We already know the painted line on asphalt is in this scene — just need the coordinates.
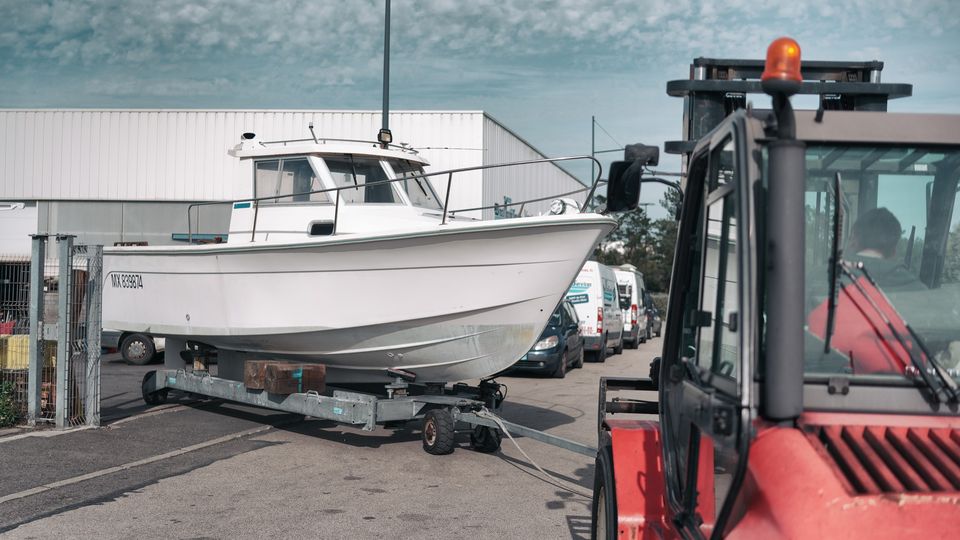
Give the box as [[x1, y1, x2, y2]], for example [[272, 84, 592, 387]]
[[0, 426, 95, 444], [106, 404, 190, 427], [0, 424, 272, 505], [0, 404, 190, 444]]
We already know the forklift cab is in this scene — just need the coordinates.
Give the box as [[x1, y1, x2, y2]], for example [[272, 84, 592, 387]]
[[599, 109, 960, 540], [593, 39, 960, 540]]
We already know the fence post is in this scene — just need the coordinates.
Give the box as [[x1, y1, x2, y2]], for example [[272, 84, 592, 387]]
[[27, 235, 46, 426], [84, 246, 102, 427], [55, 235, 74, 428]]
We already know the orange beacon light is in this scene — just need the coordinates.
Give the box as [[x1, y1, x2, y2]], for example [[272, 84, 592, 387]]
[[761, 37, 802, 96]]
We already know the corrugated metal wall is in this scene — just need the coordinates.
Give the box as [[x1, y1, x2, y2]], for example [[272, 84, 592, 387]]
[[0, 110, 491, 205], [481, 115, 587, 219], [0, 109, 585, 235]]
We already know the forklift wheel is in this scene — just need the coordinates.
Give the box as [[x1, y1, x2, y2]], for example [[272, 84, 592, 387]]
[[591, 432, 617, 540], [469, 425, 502, 453], [141, 371, 169, 406], [422, 409, 456, 455]]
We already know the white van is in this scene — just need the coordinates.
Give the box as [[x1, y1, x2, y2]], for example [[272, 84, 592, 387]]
[[566, 261, 623, 361], [614, 264, 649, 349]]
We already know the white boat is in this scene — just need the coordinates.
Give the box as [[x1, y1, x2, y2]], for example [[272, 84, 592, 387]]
[[102, 134, 620, 383]]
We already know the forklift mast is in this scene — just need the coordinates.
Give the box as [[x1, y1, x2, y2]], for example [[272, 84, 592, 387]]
[[664, 58, 913, 171]]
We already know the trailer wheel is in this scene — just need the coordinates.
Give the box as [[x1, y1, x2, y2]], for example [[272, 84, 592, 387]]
[[141, 371, 168, 406], [422, 409, 456, 455], [591, 432, 617, 540], [469, 425, 502, 453], [122, 333, 156, 365]]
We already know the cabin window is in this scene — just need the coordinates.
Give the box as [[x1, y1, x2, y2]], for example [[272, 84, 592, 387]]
[[390, 160, 442, 210], [325, 157, 400, 204], [254, 157, 328, 204]]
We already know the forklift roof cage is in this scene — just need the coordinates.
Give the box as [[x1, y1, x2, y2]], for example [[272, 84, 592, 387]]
[[665, 58, 913, 167]]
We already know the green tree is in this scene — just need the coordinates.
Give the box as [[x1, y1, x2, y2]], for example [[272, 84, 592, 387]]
[[592, 189, 680, 292], [943, 222, 960, 283]]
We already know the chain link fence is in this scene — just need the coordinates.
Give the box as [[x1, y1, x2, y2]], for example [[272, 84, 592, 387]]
[[0, 236, 102, 428]]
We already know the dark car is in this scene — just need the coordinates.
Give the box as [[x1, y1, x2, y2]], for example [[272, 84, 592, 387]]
[[500, 300, 585, 378]]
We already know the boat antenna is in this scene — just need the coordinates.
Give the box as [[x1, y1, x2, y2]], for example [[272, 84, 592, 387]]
[[308, 122, 319, 144], [377, 0, 393, 149]]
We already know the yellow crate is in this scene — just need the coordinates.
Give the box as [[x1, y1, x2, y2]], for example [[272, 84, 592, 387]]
[[0, 335, 56, 370]]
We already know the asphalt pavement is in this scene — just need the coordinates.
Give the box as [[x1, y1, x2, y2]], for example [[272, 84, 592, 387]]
[[0, 338, 660, 539]]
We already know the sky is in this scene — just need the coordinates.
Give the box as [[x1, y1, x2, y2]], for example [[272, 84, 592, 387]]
[[2, 0, 958, 217]]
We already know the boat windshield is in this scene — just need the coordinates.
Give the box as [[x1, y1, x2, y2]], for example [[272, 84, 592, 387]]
[[255, 157, 329, 204], [324, 156, 401, 204], [800, 144, 960, 385], [389, 159, 442, 210]]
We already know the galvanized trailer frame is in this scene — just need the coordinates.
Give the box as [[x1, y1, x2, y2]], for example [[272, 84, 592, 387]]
[[141, 369, 596, 457]]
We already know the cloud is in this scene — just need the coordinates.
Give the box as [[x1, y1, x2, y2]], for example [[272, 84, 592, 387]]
[[0, 0, 957, 184], [4, 0, 956, 68], [84, 76, 232, 97]]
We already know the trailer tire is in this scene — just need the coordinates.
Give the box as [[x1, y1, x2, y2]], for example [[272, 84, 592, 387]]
[[422, 409, 456, 455], [141, 371, 168, 406], [469, 425, 502, 453], [591, 432, 618, 540], [122, 333, 156, 365]]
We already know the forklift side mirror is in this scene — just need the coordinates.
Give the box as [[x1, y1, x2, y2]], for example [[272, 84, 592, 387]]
[[607, 144, 660, 213], [606, 160, 643, 213]]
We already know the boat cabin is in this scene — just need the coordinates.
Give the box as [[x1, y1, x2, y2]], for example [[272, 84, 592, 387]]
[[226, 135, 447, 243]]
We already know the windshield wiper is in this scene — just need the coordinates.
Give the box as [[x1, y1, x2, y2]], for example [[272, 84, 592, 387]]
[[839, 261, 959, 403], [348, 155, 360, 189], [823, 172, 845, 354]]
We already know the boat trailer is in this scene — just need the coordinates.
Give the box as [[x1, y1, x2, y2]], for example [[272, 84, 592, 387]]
[[141, 368, 596, 457]]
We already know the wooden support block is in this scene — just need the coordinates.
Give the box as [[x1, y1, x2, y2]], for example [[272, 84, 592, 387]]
[[243, 360, 287, 390], [299, 364, 326, 394], [263, 363, 327, 395]]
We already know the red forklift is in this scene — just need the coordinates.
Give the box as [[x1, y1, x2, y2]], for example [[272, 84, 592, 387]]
[[592, 38, 960, 538]]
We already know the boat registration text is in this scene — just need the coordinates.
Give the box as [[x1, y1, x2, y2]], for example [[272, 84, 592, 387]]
[[111, 273, 144, 289]]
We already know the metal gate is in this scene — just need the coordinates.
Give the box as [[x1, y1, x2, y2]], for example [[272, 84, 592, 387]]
[[0, 235, 102, 428]]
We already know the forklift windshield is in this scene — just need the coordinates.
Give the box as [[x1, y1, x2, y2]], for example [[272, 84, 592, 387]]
[[801, 144, 960, 384]]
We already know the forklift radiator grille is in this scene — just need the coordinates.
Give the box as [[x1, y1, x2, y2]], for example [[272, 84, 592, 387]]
[[812, 425, 960, 495]]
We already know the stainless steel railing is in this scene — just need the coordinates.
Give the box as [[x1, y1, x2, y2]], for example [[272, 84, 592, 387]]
[[187, 155, 603, 243]]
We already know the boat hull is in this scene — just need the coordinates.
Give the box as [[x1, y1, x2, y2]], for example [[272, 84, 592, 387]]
[[103, 215, 616, 383]]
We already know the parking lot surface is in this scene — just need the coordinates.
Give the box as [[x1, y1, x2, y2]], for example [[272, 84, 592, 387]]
[[0, 339, 660, 539]]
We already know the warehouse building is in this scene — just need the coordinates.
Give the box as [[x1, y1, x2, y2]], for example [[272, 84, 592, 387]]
[[0, 110, 586, 254]]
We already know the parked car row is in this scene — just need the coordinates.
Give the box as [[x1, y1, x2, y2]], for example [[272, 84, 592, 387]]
[[499, 260, 662, 379]]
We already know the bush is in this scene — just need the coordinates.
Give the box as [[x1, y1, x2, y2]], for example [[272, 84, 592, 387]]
[[650, 292, 669, 314], [0, 382, 19, 428]]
